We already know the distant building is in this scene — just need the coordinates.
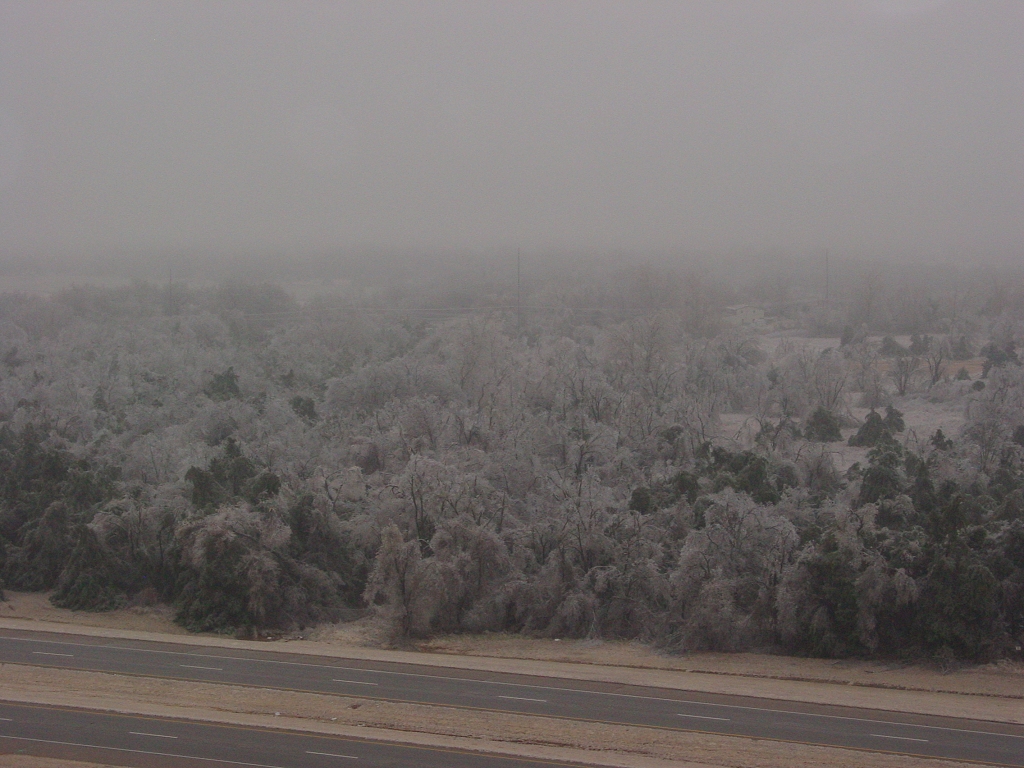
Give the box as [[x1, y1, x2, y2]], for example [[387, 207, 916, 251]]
[[724, 304, 765, 327], [767, 296, 821, 316]]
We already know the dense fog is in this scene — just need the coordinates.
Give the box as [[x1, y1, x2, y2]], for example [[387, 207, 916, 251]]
[[1, 2, 1022, 261]]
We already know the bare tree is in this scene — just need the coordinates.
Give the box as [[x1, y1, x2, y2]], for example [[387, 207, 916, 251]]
[[363, 524, 439, 638], [604, 313, 681, 403], [849, 343, 886, 408], [672, 490, 797, 648], [925, 338, 949, 388], [889, 355, 921, 397], [811, 351, 848, 413]]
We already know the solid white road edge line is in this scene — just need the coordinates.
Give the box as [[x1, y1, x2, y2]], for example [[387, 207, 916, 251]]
[[0, 733, 287, 767]]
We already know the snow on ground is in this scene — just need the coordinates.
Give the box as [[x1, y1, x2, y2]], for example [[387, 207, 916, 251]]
[[720, 394, 967, 473], [722, 331, 975, 471]]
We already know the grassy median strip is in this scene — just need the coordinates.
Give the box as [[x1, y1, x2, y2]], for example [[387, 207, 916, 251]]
[[0, 663, 1000, 768]]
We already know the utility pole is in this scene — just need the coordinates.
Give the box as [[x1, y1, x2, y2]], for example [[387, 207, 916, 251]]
[[517, 247, 522, 332], [824, 248, 830, 309]]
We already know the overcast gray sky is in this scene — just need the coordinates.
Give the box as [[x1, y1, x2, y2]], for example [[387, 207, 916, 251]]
[[0, 0, 1021, 267]]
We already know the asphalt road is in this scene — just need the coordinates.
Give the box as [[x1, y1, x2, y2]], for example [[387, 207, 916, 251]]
[[0, 701, 570, 767], [1, 628, 1022, 766]]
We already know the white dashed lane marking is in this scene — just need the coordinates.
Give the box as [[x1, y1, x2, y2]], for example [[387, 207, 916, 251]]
[[306, 750, 358, 759], [129, 731, 178, 739], [498, 695, 547, 703]]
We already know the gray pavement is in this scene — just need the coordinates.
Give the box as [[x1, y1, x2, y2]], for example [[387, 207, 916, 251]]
[[1, 629, 1022, 766], [0, 701, 571, 767]]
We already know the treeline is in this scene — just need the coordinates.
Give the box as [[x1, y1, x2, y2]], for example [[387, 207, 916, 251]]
[[0, 276, 1022, 660]]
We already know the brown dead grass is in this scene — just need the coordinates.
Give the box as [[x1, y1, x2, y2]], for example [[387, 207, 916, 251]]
[[0, 759, 111, 768], [413, 633, 1024, 700], [0, 591, 187, 636], [0, 664, 991, 768]]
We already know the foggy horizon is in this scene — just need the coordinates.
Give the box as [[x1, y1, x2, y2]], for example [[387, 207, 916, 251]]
[[1, 0, 1022, 271]]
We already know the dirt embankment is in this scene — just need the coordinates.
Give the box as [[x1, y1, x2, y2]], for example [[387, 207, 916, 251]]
[[0, 759, 110, 768], [408, 633, 1024, 701], [0, 592, 188, 636]]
